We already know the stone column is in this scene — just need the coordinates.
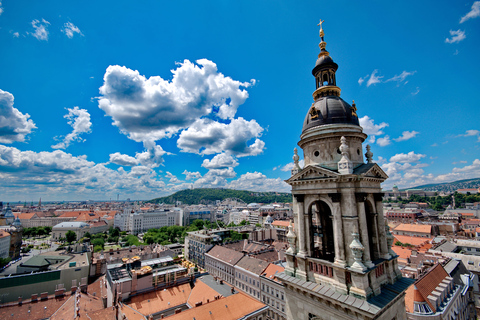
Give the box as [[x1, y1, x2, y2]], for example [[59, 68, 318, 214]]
[[329, 193, 345, 267], [294, 194, 308, 281], [340, 189, 359, 266], [305, 211, 312, 257], [295, 195, 307, 257], [374, 193, 390, 259], [356, 193, 374, 268]]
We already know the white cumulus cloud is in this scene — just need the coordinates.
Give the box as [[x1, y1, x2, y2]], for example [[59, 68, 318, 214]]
[[389, 151, 426, 163], [201, 153, 239, 169], [109, 144, 166, 168], [52, 107, 92, 149], [445, 29, 466, 44], [359, 116, 388, 137], [177, 117, 265, 157], [193, 167, 237, 188], [453, 159, 480, 173], [30, 19, 50, 41], [62, 22, 83, 38], [394, 131, 419, 142], [182, 170, 202, 180], [228, 172, 290, 193], [166, 171, 180, 183], [460, 1, 480, 23], [0, 145, 169, 200], [98, 60, 254, 144], [377, 135, 391, 147], [0, 89, 36, 144]]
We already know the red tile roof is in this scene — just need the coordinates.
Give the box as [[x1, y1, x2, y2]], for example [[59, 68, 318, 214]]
[[393, 223, 431, 234], [411, 264, 448, 312], [187, 279, 222, 306], [127, 283, 192, 316], [167, 292, 266, 320], [262, 263, 285, 283], [393, 235, 432, 247], [271, 220, 291, 228]]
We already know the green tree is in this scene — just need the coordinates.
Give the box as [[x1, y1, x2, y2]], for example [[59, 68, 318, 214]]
[[0, 257, 12, 268], [109, 227, 120, 237], [92, 238, 105, 248], [124, 235, 143, 247], [65, 230, 76, 243]]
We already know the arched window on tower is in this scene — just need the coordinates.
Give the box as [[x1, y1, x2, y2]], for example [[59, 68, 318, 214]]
[[309, 201, 335, 262], [322, 73, 329, 86]]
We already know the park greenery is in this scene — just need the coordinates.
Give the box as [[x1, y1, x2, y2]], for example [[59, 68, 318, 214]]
[[142, 219, 247, 245], [394, 241, 413, 248], [59, 220, 249, 253], [384, 192, 480, 211], [149, 188, 291, 205], [23, 226, 52, 238]]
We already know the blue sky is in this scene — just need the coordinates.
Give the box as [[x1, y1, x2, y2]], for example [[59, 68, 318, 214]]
[[0, 1, 479, 201]]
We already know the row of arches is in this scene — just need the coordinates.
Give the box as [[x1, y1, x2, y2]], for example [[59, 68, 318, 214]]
[[315, 70, 336, 89], [305, 196, 381, 264]]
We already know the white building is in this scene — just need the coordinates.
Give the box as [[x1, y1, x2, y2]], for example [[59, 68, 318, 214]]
[[183, 206, 213, 225], [114, 208, 180, 234], [52, 221, 90, 240], [234, 255, 269, 301], [260, 263, 287, 320], [0, 230, 10, 258], [227, 210, 249, 226]]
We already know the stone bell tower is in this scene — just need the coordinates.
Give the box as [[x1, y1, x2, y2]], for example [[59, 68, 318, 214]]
[[277, 21, 413, 320]]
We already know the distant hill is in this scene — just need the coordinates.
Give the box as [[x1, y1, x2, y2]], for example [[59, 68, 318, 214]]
[[403, 178, 480, 193], [148, 188, 292, 205]]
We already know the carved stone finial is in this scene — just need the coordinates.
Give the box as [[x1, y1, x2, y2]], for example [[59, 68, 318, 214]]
[[291, 148, 302, 176], [286, 220, 297, 254], [385, 223, 395, 258], [365, 145, 373, 163], [349, 233, 366, 272], [338, 136, 353, 174]]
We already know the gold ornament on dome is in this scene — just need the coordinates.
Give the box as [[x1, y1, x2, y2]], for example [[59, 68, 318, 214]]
[[309, 104, 319, 120], [351, 100, 358, 117]]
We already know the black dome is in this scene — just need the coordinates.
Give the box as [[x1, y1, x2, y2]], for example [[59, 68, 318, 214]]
[[302, 96, 359, 133], [312, 54, 338, 76]]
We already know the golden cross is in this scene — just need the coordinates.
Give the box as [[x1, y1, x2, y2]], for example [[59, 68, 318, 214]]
[[317, 19, 324, 29]]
